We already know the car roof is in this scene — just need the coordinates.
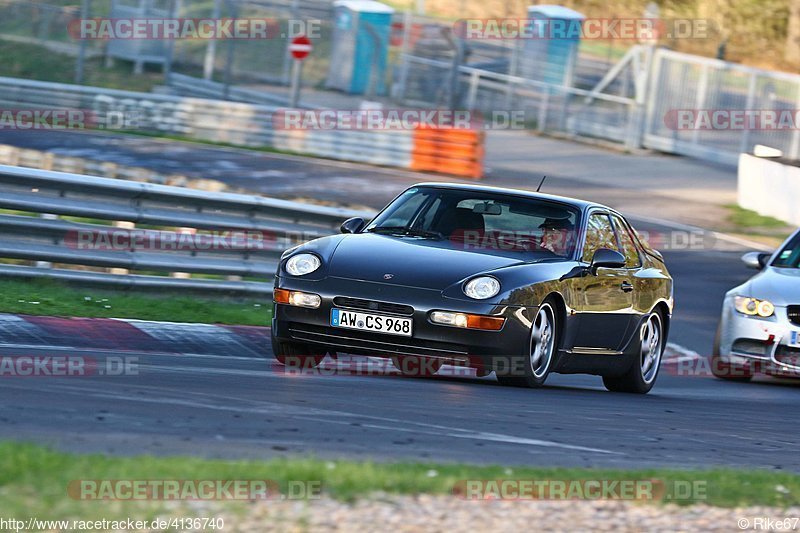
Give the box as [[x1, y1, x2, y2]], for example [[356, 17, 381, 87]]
[[410, 182, 615, 214]]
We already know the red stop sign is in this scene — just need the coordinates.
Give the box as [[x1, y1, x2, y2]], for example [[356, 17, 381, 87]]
[[289, 36, 312, 60]]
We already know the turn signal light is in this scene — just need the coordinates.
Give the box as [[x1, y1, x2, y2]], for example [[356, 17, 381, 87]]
[[430, 311, 505, 331], [466, 314, 506, 331], [274, 288, 321, 309]]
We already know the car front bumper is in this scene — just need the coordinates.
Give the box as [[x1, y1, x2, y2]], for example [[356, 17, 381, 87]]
[[718, 297, 800, 377], [271, 276, 538, 371]]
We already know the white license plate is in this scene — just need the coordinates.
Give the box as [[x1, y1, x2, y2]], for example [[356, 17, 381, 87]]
[[330, 309, 412, 337], [790, 331, 800, 348]]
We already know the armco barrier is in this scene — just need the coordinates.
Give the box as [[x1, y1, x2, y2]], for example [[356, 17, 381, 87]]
[[411, 126, 485, 179], [0, 165, 373, 294], [0, 76, 485, 177], [738, 153, 800, 226]]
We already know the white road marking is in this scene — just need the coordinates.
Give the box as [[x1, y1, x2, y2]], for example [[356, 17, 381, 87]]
[[626, 213, 774, 252], [663, 343, 702, 364]]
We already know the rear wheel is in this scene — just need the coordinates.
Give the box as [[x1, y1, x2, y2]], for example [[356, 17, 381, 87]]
[[497, 300, 558, 388], [391, 356, 443, 377], [710, 323, 752, 381], [603, 310, 665, 394], [271, 337, 326, 370]]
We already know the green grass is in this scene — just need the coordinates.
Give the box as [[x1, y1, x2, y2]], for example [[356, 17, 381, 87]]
[[115, 129, 308, 158], [725, 204, 791, 231], [0, 278, 270, 326], [0, 38, 162, 92], [1, 441, 799, 521]]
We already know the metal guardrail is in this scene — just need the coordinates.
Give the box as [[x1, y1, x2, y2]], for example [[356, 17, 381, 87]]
[[0, 165, 373, 295], [169, 73, 295, 108]]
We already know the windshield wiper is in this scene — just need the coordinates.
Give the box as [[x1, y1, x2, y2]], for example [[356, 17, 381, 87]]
[[367, 226, 443, 240]]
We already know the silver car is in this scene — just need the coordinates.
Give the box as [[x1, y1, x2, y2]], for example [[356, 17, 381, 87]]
[[713, 229, 800, 381]]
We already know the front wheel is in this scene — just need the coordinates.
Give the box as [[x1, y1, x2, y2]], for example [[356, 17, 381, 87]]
[[603, 310, 665, 394], [497, 300, 558, 388]]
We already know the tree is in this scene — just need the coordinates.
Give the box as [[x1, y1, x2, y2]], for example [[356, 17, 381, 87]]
[[786, 0, 800, 65]]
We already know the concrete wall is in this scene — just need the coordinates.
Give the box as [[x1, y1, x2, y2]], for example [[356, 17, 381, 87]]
[[738, 154, 800, 226]]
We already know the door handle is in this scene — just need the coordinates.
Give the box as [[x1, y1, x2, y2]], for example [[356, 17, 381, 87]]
[[620, 281, 634, 292]]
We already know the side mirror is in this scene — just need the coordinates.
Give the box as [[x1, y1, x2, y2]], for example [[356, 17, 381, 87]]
[[741, 251, 771, 270], [590, 248, 626, 275], [340, 217, 366, 234]]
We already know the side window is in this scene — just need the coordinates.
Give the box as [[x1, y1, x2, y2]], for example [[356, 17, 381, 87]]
[[582, 213, 619, 262], [611, 215, 642, 268]]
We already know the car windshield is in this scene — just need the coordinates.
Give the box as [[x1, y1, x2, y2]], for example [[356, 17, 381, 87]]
[[772, 231, 800, 268], [365, 187, 581, 258]]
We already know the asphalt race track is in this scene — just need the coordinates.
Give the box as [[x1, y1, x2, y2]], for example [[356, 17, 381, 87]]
[[0, 131, 797, 471], [1, 341, 798, 471], [0, 235, 798, 471]]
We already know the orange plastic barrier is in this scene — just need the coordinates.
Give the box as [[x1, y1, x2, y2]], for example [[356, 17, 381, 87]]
[[411, 125, 485, 179]]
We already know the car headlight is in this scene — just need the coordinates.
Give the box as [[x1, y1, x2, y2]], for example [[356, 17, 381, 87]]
[[464, 276, 500, 300], [734, 296, 775, 317], [285, 253, 321, 276]]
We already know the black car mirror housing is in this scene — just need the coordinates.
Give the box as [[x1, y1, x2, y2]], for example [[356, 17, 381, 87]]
[[590, 248, 626, 275], [341, 217, 366, 234]]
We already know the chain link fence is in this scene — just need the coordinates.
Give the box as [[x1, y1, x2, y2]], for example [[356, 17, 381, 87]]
[[1, 1, 798, 166], [643, 48, 800, 166]]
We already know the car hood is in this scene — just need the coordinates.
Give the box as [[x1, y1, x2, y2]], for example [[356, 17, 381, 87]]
[[744, 267, 800, 304], [327, 233, 528, 289]]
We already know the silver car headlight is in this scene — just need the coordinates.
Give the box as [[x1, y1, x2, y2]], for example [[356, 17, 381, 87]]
[[285, 253, 321, 276], [734, 296, 775, 318], [464, 276, 500, 300]]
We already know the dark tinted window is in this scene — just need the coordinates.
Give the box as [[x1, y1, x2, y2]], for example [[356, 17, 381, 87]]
[[773, 231, 800, 268], [582, 213, 618, 263], [611, 215, 641, 268], [366, 187, 580, 258], [372, 188, 431, 228]]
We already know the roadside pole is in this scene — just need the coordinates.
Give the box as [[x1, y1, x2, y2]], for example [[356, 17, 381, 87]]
[[74, 0, 90, 84], [288, 35, 312, 108]]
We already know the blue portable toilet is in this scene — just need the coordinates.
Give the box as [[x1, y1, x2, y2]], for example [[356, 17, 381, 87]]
[[520, 5, 584, 87], [326, 0, 395, 96]]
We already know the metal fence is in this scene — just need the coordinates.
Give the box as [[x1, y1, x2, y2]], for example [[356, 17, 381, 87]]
[[398, 45, 799, 164], [3, 0, 798, 166], [643, 48, 800, 166], [0, 164, 371, 294], [397, 55, 639, 147]]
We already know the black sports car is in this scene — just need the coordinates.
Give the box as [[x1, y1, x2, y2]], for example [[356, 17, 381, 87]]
[[271, 183, 673, 393]]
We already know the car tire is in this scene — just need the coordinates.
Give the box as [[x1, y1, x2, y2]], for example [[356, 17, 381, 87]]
[[391, 356, 443, 377], [710, 323, 752, 381], [271, 336, 326, 369], [603, 309, 665, 394], [496, 298, 559, 388]]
